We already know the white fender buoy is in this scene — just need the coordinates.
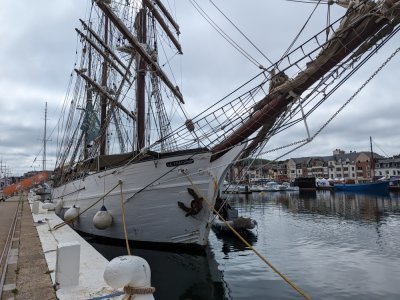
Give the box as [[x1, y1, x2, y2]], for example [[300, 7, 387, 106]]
[[42, 203, 55, 211], [103, 256, 155, 300], [64, 205, 79, 222], [93, 205, 113, 230], [55, 199, 64, 215]]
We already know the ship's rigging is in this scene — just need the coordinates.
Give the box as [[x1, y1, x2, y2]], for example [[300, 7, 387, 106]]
[[55, 0, 400, 184]]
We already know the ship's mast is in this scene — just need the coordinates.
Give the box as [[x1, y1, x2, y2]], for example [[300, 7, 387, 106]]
[[136, 6, 147, 150], [84, 43, 93, 160], [100, 16, 109, 155], [92, 0, 183, 153], [95, 1, 183, 103], [43, 102, 47, 171]]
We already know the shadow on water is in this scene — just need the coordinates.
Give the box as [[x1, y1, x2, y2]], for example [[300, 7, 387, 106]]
[[213, 229, 258, 255], [84, 235, 228, 300]]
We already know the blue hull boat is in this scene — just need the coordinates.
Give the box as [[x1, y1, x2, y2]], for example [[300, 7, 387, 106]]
[[334, 181, 389, 194]]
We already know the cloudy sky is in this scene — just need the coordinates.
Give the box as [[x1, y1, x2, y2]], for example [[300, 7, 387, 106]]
[[1, 0, 399, 176]]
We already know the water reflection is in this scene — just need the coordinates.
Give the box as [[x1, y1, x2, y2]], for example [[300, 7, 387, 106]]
[[215, 191, 400, 299], [226, 190, 400, 223], [213, 230, 258, 257], [274, 191, 400, 223]]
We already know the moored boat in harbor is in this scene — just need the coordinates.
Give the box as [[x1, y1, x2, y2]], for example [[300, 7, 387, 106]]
[[51, 0, 400, 248], [334, 180, 389, 194]]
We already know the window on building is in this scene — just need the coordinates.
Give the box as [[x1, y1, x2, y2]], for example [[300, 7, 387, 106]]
[[336, 167, 341, 171], [379, 171, 382, 176]]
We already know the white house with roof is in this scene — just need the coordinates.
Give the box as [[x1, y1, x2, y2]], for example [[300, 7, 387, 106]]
[[286, 149, 383, 183], [375, 157, 400, 178]]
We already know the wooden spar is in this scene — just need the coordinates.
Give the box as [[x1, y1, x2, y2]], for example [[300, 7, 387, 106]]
[[136, 8, 147, 150], [75, 29, 132, 83], [143, 0, 182, 54], [96, 1, 184, 104], [84, 44, 93, 160], [100, 16, 109, 156], [241, 119, 275, 158], [149, 0, 180, 34], [80, 19, 130, 73], [75, 69, 136, 120], [211, 1, 397, 160]]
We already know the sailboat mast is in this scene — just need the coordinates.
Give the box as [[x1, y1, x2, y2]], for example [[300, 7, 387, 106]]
[[370, 136, 375, 180], [100, 16, 109, 155], [136, 7, 147, 150], [43, 102, 47, 171]]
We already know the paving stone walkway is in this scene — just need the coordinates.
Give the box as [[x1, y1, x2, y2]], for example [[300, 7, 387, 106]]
[[1, 195, 56, 300]]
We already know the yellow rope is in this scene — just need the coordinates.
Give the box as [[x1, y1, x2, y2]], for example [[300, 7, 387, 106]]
[[52, 181, 122, 231], [119, 181, 131, 256], [183, 173, 311, 300]]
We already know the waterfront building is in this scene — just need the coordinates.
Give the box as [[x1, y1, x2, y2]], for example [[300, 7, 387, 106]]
[[227, 149, 389, 184], [375, 156, 400, 178], [285, 149, 383, 183]]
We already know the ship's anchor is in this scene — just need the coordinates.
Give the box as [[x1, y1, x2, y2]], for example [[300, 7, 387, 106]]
[[177, 188, 203, 217]]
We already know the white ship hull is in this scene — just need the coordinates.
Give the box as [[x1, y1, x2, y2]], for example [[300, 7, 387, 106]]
[[52, 146, 244, 247]]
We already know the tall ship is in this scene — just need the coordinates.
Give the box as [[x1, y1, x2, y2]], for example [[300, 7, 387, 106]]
[[52, 0, 400, 247]]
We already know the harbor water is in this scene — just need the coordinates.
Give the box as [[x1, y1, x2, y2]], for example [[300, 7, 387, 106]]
[[87, 190, 400, 299]]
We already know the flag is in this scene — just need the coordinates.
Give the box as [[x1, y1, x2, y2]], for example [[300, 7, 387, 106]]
[[80, 101, 100, 142]]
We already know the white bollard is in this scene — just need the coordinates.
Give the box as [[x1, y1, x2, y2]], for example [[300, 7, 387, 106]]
[[42, 203, 55, 211], [103, 255, 155, 300], [55, 241, 81, 288], [32, 201, 40, 214]]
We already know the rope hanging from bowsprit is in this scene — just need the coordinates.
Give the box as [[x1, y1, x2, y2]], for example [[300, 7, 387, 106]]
[[123, 286, 155, 300]]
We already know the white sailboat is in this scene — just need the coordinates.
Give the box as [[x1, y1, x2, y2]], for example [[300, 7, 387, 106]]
[[52, 0, 400, 247]]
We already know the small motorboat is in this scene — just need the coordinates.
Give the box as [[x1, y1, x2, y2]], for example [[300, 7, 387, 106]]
[[212, 198, 257, 233]]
